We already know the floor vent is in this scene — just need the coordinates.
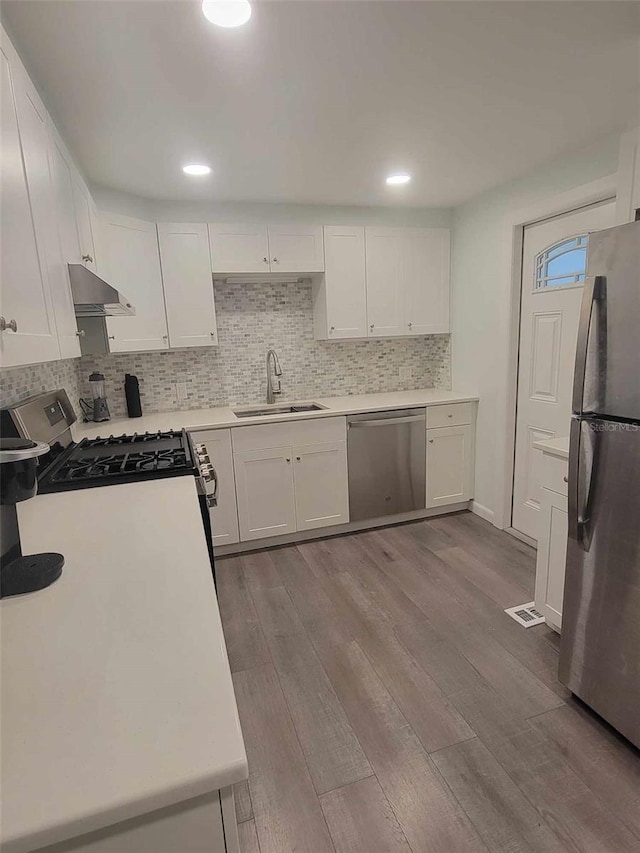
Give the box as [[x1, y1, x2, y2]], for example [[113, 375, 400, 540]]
[[505, 602, 545, 628]]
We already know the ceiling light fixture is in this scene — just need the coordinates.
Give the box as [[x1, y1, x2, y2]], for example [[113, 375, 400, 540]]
[[202, 0, 252, 28], [386, 174, 411, 185], [183, 164, 212, 176]]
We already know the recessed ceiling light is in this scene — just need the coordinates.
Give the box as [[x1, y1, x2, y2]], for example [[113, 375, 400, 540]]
[[202, 0, 252, 28], [386, 174, 411, 185], [183, 164, 212, 176]]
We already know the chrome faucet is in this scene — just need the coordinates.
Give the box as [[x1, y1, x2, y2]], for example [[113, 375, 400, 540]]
[[266, 349, 283, 404]]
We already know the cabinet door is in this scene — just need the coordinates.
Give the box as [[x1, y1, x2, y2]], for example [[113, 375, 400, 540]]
[[158, 223, 218, 348], [208, 223, 269, 273], [190, 429, 239, 546], [426, 424, 473, 508], [293, 440, 349, 531], [234, 447, 296, 541], [72, 173, 99, 273], [320, 226, 367, 339], [0, 41, 60, 367], [267, 224, 324, 273], [102, 214, 169, 352], [365, 227, 404, 337], [403, 228, 450, 334], [534, 489, 567, 632]]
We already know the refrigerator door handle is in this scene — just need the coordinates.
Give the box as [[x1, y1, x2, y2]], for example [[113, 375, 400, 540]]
[[572, 275, 605, 415], [568, 418, 583, 545]]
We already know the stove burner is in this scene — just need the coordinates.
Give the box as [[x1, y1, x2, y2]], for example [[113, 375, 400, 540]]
[[43, 429, 193, 490]]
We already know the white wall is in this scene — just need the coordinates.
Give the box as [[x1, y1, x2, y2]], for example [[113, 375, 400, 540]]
[[451, 132, 621, 523], [90, 185, 452, 227]]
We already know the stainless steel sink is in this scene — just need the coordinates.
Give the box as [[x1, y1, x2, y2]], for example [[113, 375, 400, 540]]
[[233, 402, 326, 418]]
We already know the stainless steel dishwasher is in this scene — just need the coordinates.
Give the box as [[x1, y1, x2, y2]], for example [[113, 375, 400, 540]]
[[347, 409, 426, 521]]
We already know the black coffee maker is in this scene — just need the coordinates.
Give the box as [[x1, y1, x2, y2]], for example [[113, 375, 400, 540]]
[[0, 438, 64, 598]]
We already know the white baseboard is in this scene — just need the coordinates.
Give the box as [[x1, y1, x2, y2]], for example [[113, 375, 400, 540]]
[[471, 500, 495, 524]]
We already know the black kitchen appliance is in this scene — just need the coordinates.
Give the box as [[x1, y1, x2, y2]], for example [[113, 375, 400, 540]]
[[124, 373, 142, 418], [0, 438, 64, 598]]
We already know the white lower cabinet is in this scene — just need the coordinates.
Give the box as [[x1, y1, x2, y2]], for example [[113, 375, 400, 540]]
[[293, 441, 349, 531], [232, 417, 349, 542], [234, 446, 297, 541], [189, 429, 239, 547], [534, 448, 569, 633], [426, 424, 473, 508]]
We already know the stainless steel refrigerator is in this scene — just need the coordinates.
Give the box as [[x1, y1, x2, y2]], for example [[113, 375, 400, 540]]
[[559, 219, 640, 748]]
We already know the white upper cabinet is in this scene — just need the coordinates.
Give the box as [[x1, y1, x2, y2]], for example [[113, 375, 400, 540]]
[[208, 223, 324, 274], [157, 223, 218, 348], [72, 173, 100, 274], [365, 227, 405, 337], [101, 214, 169, 352], [267, 224, 324, 273], [404, 227, 450, 334], [0, 35, 60, 367], [314, 226, 367, 339], [208, 223, 270, 273]]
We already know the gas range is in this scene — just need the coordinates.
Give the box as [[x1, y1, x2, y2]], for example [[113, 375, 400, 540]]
[[0, 391, 195, 493], [40, 429, 194, 493]]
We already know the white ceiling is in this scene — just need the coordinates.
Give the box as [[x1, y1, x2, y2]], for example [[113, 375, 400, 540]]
[[3, 1, 639, 208]]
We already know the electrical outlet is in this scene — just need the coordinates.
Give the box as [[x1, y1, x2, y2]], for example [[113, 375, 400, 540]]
[[399, 366, 413, 381], [176, 381, 188, 400]]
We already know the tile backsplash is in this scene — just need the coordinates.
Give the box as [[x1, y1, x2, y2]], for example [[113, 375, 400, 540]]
[[2, 280, 451, 420], [0, 358, 80, 411]]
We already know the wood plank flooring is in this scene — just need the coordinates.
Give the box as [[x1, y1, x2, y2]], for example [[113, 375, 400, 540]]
[[217, 512, 640, 853]]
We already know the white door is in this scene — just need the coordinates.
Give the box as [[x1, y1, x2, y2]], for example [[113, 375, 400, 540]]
[[293, 441, 349, 531], [208, 223, 269, 273], [365, 227, 404, 337], [234, 446, 297, 541], [157, 223, 218, 348], [190, 429, 239, 547], [267, 224, 324, 273], [321, 226, 367, 339], [426, 425, 473, 508], [0, 42, 60, 367], [512, 200, 616, 540], [404, 228, 450, 335], [102, 214, 169, 352]]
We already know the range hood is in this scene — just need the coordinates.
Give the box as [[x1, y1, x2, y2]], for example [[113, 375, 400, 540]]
[[68, 264, 135, 317]]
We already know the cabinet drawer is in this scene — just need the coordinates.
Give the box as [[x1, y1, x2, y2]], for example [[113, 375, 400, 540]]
[[426, 403, 473, 429], [232, 416, 346, 452], [541, 452, 568, 496]]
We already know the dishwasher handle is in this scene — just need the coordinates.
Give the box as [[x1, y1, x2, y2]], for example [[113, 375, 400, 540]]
[[348, 414, 425, 428]]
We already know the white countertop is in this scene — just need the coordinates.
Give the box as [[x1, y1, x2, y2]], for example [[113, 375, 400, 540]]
[[74, 389, 479, 439], [1, 477, 247, 853], [533, 435, 569, 459]]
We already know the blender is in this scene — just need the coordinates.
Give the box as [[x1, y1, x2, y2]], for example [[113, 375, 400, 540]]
[[80, 372, 111, 422]]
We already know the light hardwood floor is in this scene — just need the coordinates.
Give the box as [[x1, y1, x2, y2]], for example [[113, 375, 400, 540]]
[[216, 511, 640, 853]]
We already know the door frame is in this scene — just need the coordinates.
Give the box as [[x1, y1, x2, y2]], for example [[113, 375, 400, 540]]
[[492, 174, 618, 532]]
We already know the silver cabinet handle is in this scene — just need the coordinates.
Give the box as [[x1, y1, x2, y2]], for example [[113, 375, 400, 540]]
[[330, 326, 335, 332], [210, 331, 216, 337], [0, 317, 17, 332], [286, 457, 291, 463], [82, 254, 93, 264], [408, 322, 412, 329], [370, 324, 375, 330], [76, 329, 86, 337], [429, 439, 434, 443], [108, 335, 115, 340], [263, 257, 269, 264], [272, 257, 279, 263], [296, 456, 301, 461], [162, 335, 168, 340], [349, 415, 425, 428]]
